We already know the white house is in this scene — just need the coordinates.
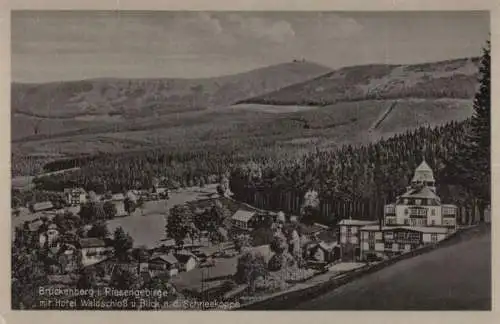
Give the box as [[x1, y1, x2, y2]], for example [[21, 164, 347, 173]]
[[358, 159, 458, 260], [80, 238, 114, 267], [359, 225, 449, 259], [65, 188, 87, 206], [174, 251, 198, 272], [231, 209, 257, 230], [385, 159, 457, 228], [337, 219, 377, 261]]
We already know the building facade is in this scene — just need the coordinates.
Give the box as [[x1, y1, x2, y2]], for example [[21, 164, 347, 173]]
[[359, 159, 457, 260], [337, 219, 378, 261], [65, 188, 88, 206], [80, 238, 114, 267]]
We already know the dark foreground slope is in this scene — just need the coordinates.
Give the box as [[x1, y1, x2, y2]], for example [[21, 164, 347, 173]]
[[289, 225, 491, 310]]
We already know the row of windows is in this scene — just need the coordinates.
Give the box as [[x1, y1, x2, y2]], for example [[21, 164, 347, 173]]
[[404, 208, 435, 216], [400, 198, 436, 206], [367, 243, 415, 251], [442, 207, 457, 215]]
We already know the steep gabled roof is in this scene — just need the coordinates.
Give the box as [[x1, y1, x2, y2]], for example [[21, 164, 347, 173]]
[[401, 186, 440, 200]]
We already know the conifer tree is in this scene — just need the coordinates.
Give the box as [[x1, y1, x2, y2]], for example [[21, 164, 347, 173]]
[[446, 40, 490, 221]]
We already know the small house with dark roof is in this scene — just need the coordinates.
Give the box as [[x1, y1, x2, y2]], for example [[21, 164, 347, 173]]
[[31, 201, 54, 213], [79, 237, 114, 267], [148, 253, 180, 277], [305, 241, 340, 264]]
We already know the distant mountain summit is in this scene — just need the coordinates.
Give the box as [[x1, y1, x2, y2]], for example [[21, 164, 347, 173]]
[[236, 57, 480, 106]]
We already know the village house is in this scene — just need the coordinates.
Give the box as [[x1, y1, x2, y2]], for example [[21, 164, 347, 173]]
[[337, 219, 378, 261], [304, 241, 341, 264], [39, 223, 60, 248], [358, 159, 458, 261], [174, 251, 198, 272], [64, 188, 87, 206], [359, 225, 448, 260], [31, 201, 55, 213], [57, 245, 79, 273], [79, 237, 114, 267], [148, 253, 180, 277], [110, 193, 127, 217], [231, 209, 258, 231]]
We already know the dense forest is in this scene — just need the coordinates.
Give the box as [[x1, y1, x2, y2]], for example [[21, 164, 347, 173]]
[[229, 119, 478, 225], [31, 144, 287, 194]]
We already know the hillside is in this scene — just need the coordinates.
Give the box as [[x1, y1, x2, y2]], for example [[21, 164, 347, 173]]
[[236, 57, 480, 106], [11, 61, 331, 140], [11, 57, 479, 177]]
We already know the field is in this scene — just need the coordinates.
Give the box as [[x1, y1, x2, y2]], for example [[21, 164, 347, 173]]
[[13, 98, 473, 159]]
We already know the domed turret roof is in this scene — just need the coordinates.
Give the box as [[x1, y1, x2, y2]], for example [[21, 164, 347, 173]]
[[412, 159, 435, 183]]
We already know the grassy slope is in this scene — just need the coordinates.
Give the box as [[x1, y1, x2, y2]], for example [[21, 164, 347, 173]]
[[14, 99, 473, 158], [236, 57, 479, 105], [12, 58, 479, 173], [11, 61, 331, 140]]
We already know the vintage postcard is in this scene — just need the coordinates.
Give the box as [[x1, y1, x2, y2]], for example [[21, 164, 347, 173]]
[[6, 5, 494, 318]]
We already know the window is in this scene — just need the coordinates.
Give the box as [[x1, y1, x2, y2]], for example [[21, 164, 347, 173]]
[[368, 232, 375, 241], [431, 209, 435, 216], [431, 233, 438, 243], [431, 220, 435, 226], [415, 199, 421, 206], [403, 199, 409, 205], [404, 219, 409, 225], [411, 219, 417, 226], [368, 242, 375, 251], [404, 208, 409, 215], [384, 242, 392, 249]]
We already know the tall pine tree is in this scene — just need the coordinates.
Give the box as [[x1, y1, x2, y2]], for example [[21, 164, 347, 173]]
[[470, 40, 491, 205], [445, 40, 490, 222]]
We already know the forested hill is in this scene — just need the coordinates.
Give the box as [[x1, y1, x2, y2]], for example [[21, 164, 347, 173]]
[[229, 119, 473, 224], [34, 119, 471, 218], [236, 57, 480, 106]]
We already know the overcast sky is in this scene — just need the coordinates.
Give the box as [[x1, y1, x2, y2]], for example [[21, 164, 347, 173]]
[[11, 11, 489, 83]]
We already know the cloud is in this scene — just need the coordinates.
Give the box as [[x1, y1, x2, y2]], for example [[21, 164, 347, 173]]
[[313, 14, 364, 39], [171, 12, 223, 35], [225, 14, 296, 44]]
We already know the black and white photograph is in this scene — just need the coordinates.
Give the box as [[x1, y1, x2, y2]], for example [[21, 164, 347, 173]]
[[10, 10, 491, 311]]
